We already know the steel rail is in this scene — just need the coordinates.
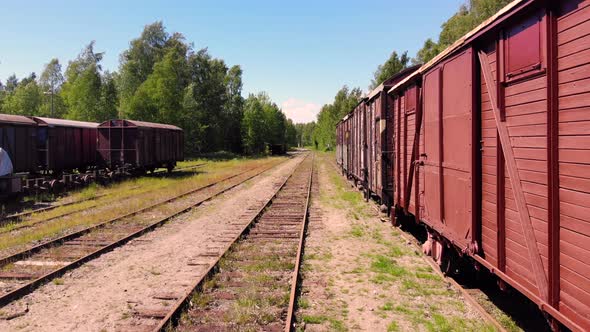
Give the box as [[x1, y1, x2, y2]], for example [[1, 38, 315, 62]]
[[153, 153, 312, 332], [399, 230, 507, 332], [0, 164, 208, 233], [0, 158, 289, 308], [0, 193, 107, 226], [285, 153, 314, 332], [0, 163, 205, 225]]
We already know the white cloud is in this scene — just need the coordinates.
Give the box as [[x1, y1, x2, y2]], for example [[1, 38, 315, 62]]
[[281, 98, 321, 124]]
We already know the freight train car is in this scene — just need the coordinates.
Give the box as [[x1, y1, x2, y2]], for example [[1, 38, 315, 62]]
[[382, 0, 590, 330], [98, 119, 184, 174], [336, 119, 343, 167], [341, 113, 351, 174], [31, 117, 98, 174], [0, 115, 38, 194], [348, 100, 366, 185], [365, 66, 420, 210]]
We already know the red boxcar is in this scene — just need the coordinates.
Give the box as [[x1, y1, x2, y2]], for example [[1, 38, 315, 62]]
[[343, 113, 352, 174], [350, 101, 365, 184], [365, 66, 421, 208], [336, 119, 343, 167], [31, 117, 98, 173], [386, 1, 590, 330], [0, 114, 38, 173], [98, 119, 184, 172]]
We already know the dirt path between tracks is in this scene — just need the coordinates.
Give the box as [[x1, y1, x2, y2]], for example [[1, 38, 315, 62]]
[[0, 154, 304, 332], [295, 152, 494, 332]]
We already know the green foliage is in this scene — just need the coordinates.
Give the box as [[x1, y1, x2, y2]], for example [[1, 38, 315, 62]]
[[285, 119, 298, 148], [415, 0, 512, 63], [241, 94, 267, 154], [241, 93, 290, 154], [295, 122, 315, 147], [119, 23, 247, 154], [0, 21, 296, 157], [61, 41, 117, 122], [370, 50, 410, 89], [118, 21, 170, 114], [312, 86, 361, 151], [1, 80, 43, 115]]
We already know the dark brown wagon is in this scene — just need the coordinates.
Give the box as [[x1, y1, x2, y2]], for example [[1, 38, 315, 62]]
[[0, 114, 38, 194], [31, 117, 98, 173], [98, 119, 184, 173]]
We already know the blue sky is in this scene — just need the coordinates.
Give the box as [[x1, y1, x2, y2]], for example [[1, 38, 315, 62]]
[[0, 0, 464, 123]]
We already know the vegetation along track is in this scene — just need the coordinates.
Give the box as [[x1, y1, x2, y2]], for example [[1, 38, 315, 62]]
[[0, 157, 290, 308], [138, 153, 314, 332], [0, 163, 206, 227]]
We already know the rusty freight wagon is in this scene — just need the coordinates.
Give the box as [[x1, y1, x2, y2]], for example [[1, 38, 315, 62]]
[[336, 120, 342, 168], [98, 119, 184, 173], [364, 66, 420, 210], [0, 114, 38, 194], [342, 113, 352, 174], [348, 99, 367, 187], [386, 0, 590, 330], [31, 117, 98, 173]]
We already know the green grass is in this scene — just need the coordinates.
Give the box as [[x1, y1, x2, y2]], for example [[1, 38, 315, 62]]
[[349, 224, 365, 238], [298, 297, 310, 309], [302, 315, 328, 324], [387, 321, 400, 332], [380, 302, 394, 311], [370, 255, 407, 277], [0, 157, 285, 254]]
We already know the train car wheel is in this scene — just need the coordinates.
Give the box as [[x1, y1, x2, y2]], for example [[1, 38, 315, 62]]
[[50, 180, 65, 194]]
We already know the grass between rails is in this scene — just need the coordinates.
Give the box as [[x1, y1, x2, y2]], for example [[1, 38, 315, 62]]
[[180, 240, 297, 330], [296, 152, 496, 331], [0, 157, 286, 256]]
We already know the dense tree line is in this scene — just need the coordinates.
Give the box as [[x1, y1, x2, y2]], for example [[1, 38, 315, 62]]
[[415, 0, 512, 64], [0, 22, 296, 156], [300, 0, 511, 151], [311, 87, 362, 150], [295, 122, 316, 148]]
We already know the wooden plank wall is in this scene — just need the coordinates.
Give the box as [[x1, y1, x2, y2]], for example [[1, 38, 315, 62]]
[[557, 1, 590, 329]]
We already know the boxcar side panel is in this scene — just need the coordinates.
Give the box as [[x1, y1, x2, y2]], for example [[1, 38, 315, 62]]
[[480, 42, 500, 268], [0, 120, 37, 173], [384, 92, 395, 206], [557, 1, 590, 329], [423, 69, 442, 224]]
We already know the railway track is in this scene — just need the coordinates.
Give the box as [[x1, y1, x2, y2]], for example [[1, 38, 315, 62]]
[[0, 163, 206, 226], [0, 158, 290, 308], [118, 153, 314, 332]]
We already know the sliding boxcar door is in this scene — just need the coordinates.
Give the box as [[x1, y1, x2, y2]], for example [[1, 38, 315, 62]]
[[423, 69, 442, 223], [441, 49, 474, 248]]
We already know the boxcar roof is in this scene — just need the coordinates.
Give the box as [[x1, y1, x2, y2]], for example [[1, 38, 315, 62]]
[[99, 119, 182, 131], [388, 0, 527, 95], [32, 117, 99, 129], [367, 64, 422, 100], [0, 113, 37, 126]]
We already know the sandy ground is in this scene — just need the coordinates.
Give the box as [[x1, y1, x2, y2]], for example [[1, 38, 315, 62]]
[[0, 155, 304, 332], [295, 153, 494, 332]]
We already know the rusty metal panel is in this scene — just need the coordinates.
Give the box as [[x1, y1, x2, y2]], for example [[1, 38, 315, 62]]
[[98, 119, 183, 170], [0, 114, 37, 173], [31, 117, 98, 172]]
